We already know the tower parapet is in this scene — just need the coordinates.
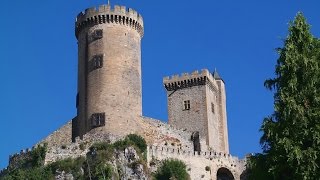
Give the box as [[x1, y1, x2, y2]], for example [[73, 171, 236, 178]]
[[163, 69, 218, 92], [75, 5, 144, 38]]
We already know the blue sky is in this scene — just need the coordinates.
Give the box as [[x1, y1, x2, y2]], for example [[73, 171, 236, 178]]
[[0, 0, 319, 169]]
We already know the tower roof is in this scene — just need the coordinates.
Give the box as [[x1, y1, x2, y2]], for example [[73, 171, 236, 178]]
[[213, 69, 224, 82], [213, 69, 221, 79]]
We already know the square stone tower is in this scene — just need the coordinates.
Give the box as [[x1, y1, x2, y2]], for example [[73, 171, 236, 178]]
[[163, 69, 229, 153]]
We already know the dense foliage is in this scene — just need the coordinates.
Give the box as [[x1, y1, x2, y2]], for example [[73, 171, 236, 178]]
[[127, 134, 147, 153], [249, 12, 320, 180], [30, 144, 47, 167], [0, 167, 54, 180], [49, 157, 86, 179], [154, 159, 189, 180], [113, 134, 147, 153], [86, 142, 115, 180]]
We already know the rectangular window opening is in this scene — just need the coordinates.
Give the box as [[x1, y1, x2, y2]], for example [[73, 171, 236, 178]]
[[91, 113, 106, 128], [89, 54, 104, 72], [88, 29, 103, 43], [184, 100, 191, 110]]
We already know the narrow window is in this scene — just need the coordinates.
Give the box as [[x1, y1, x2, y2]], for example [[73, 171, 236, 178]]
[[91, 113, 106, 128], [89, 54, 104, 72], [184, 100, 190, 110], [211, 103, 215, 114]]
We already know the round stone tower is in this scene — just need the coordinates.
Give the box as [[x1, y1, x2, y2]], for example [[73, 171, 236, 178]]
[[73, 4, 144, 140]]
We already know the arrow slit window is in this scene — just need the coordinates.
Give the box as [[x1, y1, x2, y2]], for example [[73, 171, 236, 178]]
[[184, 100, 190, 110]]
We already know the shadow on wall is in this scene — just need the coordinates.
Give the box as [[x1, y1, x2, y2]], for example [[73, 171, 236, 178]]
[[217, 167, 234, 180]]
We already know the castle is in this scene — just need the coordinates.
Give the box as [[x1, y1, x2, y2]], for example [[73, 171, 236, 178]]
[[4, 4, 247, 180]]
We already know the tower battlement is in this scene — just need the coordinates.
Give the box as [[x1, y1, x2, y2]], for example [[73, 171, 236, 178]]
[[163, 69, 218, 91], [75, 4, 144, 38]]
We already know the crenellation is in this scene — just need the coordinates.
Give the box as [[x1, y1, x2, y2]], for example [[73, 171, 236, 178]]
[[85, 7, 97, 15], [9, 146, 33, 159], [192, 70, 199, 75], [163, 69, 218, 91], [181, 72, 189, 76], [75, 5, 143, 25], [148, 145, 246, 179], [164, 69, 214, 83], [128, 8, 138, 18], [75, 4, 144, 38], [163, 69, 219, 92], [114, 5, 120, 12], [120, 6, 126, 12], [149, 145, 245, 164], [98, 4, 110, 12]]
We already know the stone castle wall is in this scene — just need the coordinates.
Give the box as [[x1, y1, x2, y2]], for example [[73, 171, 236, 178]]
[[10, 115, 206, 165], [8, 149, 33, 170], [38, 120, 73, 148], [148, 145, 246, 180], [6, 116, 246, 179]]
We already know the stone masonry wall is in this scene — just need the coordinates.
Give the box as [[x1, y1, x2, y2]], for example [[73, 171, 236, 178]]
[[167, 85, 209, 141], [205, 83, 221, 151], [7, 117, 245, 180], [147, 145, 246, 180], [38, 120, 72, 148], [140, 116, 198, 151], [216, 80, 229, 153]]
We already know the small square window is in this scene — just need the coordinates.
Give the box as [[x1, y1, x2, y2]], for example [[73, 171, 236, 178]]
[[184, 100, 190, 110], [91, 113, 105, 128], [88, 29, 103, 43]]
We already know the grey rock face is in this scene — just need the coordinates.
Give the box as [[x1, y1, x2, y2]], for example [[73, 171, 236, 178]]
[[55, 170, 74, 180]]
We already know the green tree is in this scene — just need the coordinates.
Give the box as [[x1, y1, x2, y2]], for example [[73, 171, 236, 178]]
[[249, 12, 320, 180], [154, 159, 189, 180], [127, 134, 147, 153], [30, 144, 47, 167]]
